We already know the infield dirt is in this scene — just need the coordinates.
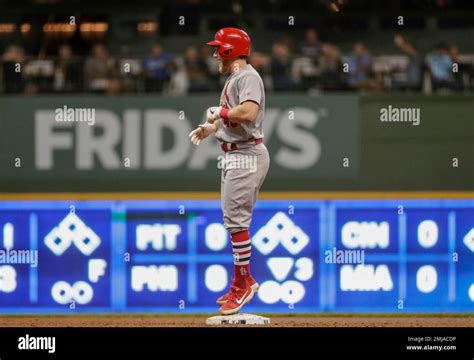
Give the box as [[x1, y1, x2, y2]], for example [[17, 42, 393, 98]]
[[0, 315, 471, 327]]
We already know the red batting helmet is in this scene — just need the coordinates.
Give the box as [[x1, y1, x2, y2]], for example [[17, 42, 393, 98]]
[[206, 27, 251, 59]]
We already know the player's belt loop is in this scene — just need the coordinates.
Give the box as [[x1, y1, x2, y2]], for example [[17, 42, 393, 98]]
[[220, 139, 263, 152], [220, 142, 235, 152]]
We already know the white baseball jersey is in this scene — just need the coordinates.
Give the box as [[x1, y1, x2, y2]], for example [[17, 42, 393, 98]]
[[215, 64, 265, 143]]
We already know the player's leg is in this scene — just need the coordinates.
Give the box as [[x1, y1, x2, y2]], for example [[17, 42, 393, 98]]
[[216, 167, 240, 305], [216, 160, 255, 310], [251, 143, 270, 205], [222, 155, 258, 287], [229, 144, 269, 289], [217, 148, 270, 314]]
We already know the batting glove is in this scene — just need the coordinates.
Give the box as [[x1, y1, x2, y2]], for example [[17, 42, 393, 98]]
[[206, 106, 226, 123]]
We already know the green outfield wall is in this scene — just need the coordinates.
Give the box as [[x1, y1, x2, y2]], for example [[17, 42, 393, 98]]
[[0, 94, 472, 192]]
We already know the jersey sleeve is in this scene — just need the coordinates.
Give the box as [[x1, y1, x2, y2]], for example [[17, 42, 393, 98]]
[[238, 74, 262, 106]]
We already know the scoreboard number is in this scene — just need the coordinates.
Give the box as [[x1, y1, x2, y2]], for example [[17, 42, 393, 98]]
[[417, 220, 438, 248]]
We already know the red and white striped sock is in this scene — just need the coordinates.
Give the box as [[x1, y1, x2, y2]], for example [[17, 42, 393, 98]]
[[231, 230, 251, 288]]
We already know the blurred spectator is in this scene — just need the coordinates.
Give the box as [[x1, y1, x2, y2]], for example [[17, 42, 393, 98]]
[[249, 51, 270, 88], [449, 44, 459, 64], [449, 44, 465, 90], [2, 45, 25, 93], [293, 29, 321, 90], [184, 45, 209, 92], [201, 44, 219, 90], [143, 43, 174, 92], [167, 56, 188, 96], [392, 35, 422, 90], [425, 42, 457, 90], [347, 42, 373, 89], [271, 42, 296, 91], [84, 44, 117, 92], [24, 81, 39, 95], [248, 51, 269, 76], [107, 76, 123, 95], [300, 28, 322, 58], [54, 44, 79, 92], [319, 42, 345, 89], [201, 44, 218, 76], [2, 32, 473, 95]]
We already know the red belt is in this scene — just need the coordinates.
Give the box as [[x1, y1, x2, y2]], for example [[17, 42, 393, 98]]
[[220, 138, 262, 152]]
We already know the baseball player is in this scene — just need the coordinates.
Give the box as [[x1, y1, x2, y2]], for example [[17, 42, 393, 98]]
[[189, 28, 269, 315]]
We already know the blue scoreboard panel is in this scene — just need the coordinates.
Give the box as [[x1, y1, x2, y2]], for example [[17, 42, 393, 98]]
[[0, 199, 472, 313]]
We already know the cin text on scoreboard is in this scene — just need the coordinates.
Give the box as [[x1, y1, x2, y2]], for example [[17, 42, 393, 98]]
[[0, 199, 472, 313]]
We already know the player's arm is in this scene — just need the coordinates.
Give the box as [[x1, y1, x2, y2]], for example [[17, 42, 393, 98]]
[[206, 101, 258, 125], [207, 75, 262, 125], [207, 76, 263, 124], [224, 101, 259, 123]]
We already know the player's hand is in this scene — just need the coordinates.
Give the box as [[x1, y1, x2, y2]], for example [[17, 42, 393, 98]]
[[206, 106, 222, 123], [188, 123, 216, 145]]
